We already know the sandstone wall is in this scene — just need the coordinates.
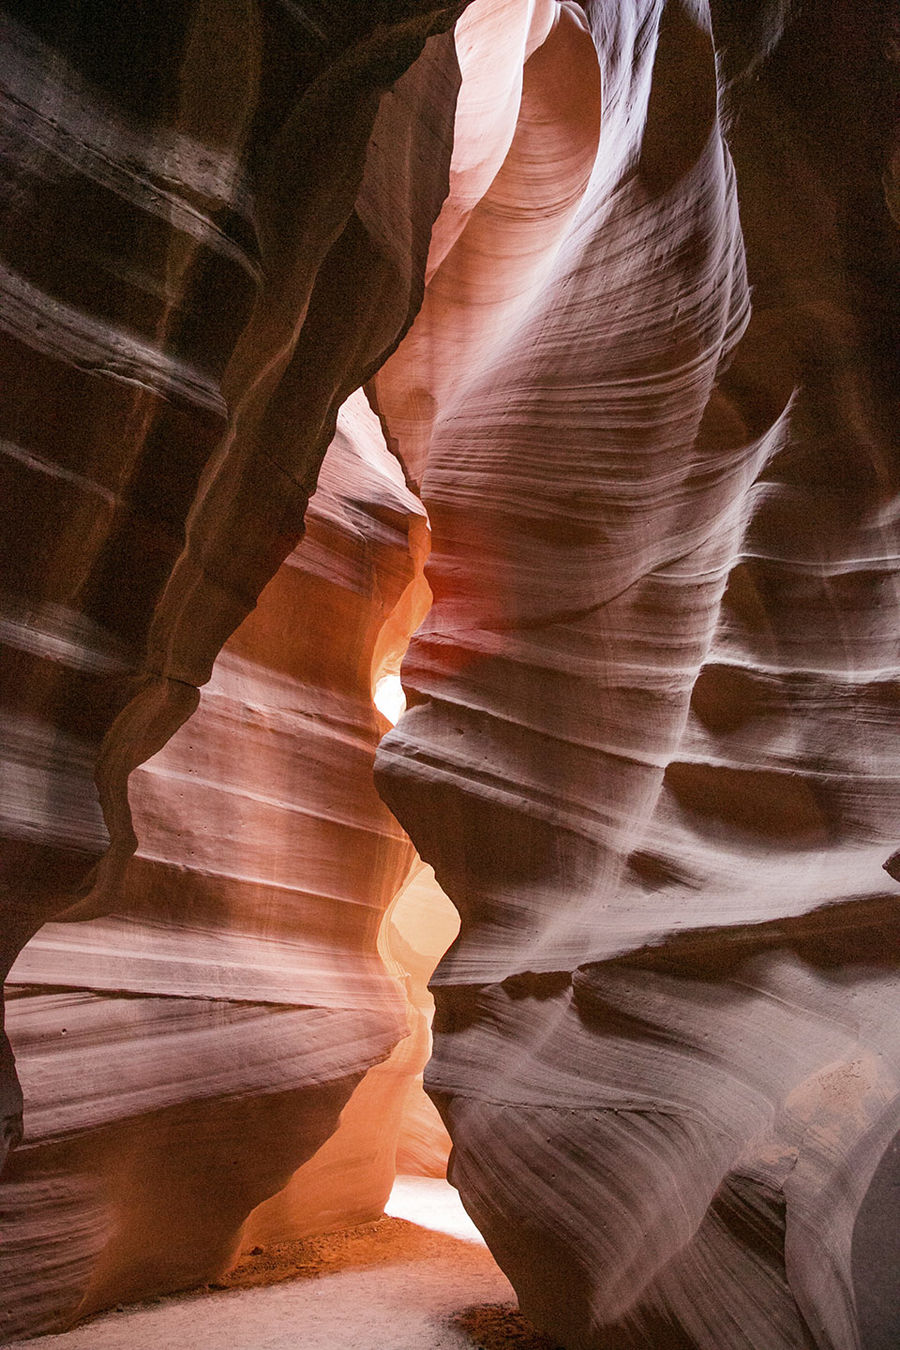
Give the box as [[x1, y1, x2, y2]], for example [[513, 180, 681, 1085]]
[[2, 390, 451, 1336], [1, 2, 897, 1348], [375, 2, 900, 1347], [0, 4, 464, 1335]]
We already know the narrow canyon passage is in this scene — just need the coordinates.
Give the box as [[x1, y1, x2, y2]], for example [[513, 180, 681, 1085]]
[[4, 1179, 558, 1350], [1, 2, 898, 1349]]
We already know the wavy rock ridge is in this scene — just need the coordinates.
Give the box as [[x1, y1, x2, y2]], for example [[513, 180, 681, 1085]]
[[0, 3, 463, 1336], [1, 1, 899, 1348], [0, 387, 456, 1335], [375, 2, 900, 1348]]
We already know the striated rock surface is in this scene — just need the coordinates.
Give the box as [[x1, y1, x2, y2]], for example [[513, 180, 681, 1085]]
[[375, 1, 900, 1348], [0, 392, 445, 1337], [0, 3, 463, 1335], [0, 0, 466, 1150], [0, 1, 897, 1348]]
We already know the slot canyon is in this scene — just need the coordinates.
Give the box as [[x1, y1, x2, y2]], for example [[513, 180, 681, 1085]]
[[0, 1, 898, 1347]]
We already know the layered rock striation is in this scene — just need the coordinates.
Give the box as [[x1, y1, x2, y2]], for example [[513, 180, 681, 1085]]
[[0, 3, 463, 1336], [0, 1, 898, 1348], [1, 390, 449, 1335], [375, 2, 900, 1347], [0, 0, 466, 1145]]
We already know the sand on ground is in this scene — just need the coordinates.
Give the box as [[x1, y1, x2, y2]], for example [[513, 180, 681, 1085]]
[[4, 1178, 561, 1350]]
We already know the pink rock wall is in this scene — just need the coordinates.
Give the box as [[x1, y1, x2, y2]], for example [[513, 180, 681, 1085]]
[[1, 2, 898, 1348], [0, 4, 464, 1336], [0, 390, 449, 1336], [0, 0, 465, 1093], [375, 2, 900, 1347]]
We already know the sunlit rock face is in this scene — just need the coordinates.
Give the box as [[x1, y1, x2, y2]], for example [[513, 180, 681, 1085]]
[[0, 2, 898, 1349], [0, 2, 464, 1336], [375, 1, 900, 1348], [389, 861, 462, 1179], [0, 393, 444, 1336], [0, 0, 466, 1134]]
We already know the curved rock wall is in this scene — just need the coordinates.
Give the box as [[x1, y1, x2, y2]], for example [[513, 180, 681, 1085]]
[[375, 2, 900, 1347], [0, 3, 464, 1336], [0, 1, 897, 1348], [1, 392, 444, 1336], [0, 0, 466, 1147]]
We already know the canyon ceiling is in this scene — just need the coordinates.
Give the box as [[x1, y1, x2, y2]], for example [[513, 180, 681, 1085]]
[[0, 2, 898, 1348]]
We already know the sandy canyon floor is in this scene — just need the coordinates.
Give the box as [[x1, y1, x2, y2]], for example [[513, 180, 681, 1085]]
[[4, 1179, 559, 1350]]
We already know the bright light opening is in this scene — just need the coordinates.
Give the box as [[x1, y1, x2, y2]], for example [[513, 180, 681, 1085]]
[[374, 672, 407, 726], [384, 1176, 486, 1245]]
